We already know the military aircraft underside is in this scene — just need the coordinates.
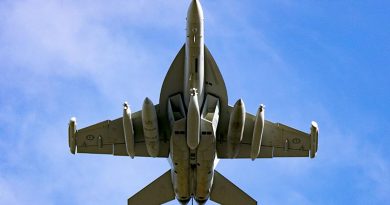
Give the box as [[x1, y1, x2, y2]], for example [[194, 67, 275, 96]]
[[68, 0, 319, 204]]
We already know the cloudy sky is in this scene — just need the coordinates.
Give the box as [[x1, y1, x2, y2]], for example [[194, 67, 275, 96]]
[[1, 0, 389, 204]]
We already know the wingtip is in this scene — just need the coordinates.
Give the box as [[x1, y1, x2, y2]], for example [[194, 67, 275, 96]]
[[311, 121, 318, 129], [310, 121, 319, 159], [70, 117, 76, 123], [68, 117, 77, 154]]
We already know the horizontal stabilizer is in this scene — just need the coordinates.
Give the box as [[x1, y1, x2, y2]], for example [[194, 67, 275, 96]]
[[128, 170, 175, 205], [210, 170, 257, 205]]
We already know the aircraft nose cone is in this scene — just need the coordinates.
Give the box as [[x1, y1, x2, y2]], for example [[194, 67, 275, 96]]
[[187, 0, 204, 22]]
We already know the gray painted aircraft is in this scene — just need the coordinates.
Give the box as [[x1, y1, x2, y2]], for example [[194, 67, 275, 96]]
[[68, 0, 319, 204]]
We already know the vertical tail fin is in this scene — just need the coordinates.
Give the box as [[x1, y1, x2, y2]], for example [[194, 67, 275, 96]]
[[210, 170, 257, 205], [128, 170, 175, 205]]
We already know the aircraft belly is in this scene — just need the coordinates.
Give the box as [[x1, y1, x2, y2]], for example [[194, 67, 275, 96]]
[[167, 94, 191, 202], [194, 94, 220, 201], [170, 128, 191, 201], [196, 130, 216, 200]]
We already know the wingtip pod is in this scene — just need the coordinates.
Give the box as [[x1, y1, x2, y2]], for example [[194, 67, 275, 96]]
[[310, 121, 319, 158], [68, 117, 77, 154]]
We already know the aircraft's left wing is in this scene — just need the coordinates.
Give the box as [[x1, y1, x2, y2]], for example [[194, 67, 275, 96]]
[[68, 107, 170, 158], [216, 106, 318, 159]]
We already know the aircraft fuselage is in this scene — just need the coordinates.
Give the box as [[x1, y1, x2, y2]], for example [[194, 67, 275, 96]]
[[169, 1, 215, 204]]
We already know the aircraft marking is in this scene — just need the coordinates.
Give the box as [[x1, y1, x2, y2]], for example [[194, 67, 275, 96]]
[[292, 138, 301, 144], [86, 135, 95, 140]]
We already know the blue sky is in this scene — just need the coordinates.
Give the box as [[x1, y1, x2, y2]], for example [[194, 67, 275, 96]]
[[1, 0, 389, 204]]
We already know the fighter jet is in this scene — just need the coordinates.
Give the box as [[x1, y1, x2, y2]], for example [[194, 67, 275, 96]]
[[68, 0, 319, 204]]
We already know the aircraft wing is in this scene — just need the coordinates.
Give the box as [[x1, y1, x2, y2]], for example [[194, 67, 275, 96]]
[[216, 106, 318, 159], [68, 105, 170, 158]]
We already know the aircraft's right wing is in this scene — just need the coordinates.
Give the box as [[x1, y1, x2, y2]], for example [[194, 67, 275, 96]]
[[216, 106, 318, 159], [68, 106, 170, 158]]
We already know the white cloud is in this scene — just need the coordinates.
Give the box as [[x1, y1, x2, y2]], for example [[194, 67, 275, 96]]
[[0, 0, 188, 105]]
